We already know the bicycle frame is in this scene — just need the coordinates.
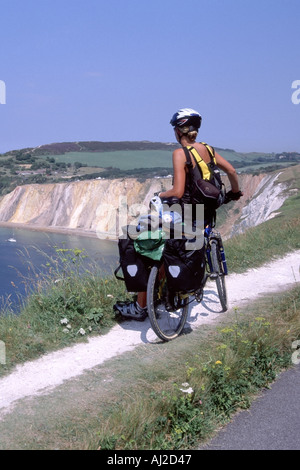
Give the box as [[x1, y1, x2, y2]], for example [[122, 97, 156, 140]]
[[204, 225, 228, 276]]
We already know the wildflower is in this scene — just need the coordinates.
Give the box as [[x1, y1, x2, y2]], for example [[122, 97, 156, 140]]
[[215, 360, 222, 365], [180, 382, 194, 394], [180, 387, 194, 394], [220, 327, 234, 334], [60, 318, 69, 325], [78, 328, 86, 335]]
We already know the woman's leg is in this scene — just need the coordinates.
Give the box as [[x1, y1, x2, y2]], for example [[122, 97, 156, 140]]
[[137, 291, 147, 308]]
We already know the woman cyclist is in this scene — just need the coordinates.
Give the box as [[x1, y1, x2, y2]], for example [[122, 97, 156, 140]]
[[114, 108, 242, 320], [162, 108, 242, 214]]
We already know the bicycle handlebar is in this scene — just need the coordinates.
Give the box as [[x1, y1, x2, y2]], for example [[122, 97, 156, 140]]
[[223, 190, 243, 204], [151, 191, 243, 208]]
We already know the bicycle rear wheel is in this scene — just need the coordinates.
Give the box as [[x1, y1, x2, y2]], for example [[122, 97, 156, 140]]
[[147, 265, 189, 341], [210, 240, 228, 311]]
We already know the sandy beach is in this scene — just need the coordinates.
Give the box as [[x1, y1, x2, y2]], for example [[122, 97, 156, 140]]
[[0, 221, 116, 240]]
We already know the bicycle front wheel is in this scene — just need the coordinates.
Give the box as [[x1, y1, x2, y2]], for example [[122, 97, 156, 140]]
[[147, 265, 189, 341], [210, 240, 228, 311]]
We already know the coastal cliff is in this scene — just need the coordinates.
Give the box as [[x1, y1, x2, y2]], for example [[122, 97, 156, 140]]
[[0, 172, 292, 239]]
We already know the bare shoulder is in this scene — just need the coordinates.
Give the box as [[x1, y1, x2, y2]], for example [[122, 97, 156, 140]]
[[172, 148, 186, 168], [173, 147, 184, 156], [172, 147, 185, 160]]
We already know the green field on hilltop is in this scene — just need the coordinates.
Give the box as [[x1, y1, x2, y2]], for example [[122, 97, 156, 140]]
[[42, 148, 273, 168], [40, 150, 174, 170]]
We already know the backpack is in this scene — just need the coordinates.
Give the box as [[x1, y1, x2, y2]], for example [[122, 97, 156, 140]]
[[183, 143, 225, 209]]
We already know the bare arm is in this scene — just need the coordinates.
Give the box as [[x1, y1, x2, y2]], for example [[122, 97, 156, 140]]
[[159, 149, 186, 199], [215, 151, 240, 193]]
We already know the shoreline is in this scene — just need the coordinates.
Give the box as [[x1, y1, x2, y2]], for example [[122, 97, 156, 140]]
[[0, 221, 118, 241]]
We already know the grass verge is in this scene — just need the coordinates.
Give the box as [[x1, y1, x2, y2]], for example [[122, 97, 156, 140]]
[[92, 285, 300, 450], [1, 286, 298, 450], [0, 248, 128, 376]]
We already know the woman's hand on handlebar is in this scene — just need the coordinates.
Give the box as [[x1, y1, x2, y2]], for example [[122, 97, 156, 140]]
[[224, 190, 243, 204]]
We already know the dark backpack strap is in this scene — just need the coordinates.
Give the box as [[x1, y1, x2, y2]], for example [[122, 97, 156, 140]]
[[183, 147, 194, 186], [183, 146, 192, 166], [183, 147, 197, 204]]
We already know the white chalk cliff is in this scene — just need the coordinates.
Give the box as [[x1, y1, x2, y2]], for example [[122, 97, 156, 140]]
[[0, 171, 294, 238]]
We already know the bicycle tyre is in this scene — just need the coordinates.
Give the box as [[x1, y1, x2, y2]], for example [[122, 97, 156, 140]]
[[210, 240, 228, 311], [147, 265, 189, 341]]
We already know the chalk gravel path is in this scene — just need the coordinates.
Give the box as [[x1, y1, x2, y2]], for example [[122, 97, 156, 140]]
[[0, 250, 299, 420]]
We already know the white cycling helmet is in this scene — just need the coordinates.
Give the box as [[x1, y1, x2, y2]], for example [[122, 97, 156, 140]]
[[170, 108, 202, 130]]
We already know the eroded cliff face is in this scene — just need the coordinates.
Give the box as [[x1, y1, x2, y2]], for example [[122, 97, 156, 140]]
[[230, 173, 289, 235], [219, 172, 294, 238], [0, 171, 293, 239]]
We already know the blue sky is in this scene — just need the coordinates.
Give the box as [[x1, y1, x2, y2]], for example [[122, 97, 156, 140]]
[[0, 0, 299, 154]]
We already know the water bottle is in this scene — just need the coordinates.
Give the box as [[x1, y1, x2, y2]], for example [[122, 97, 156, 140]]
[[150, 196, 163, 217]]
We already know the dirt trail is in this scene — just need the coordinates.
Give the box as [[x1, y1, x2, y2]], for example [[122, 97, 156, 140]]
[[0, 250, 299, 422]]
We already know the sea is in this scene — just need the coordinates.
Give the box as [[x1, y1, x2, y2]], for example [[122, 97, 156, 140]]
[[0, 226, 119, 313]]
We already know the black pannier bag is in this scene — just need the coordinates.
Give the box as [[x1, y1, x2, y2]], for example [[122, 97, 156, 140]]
[[115, 223, 165, 292], [163, 239, 205, 293], [116, 237, 151, 292]]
